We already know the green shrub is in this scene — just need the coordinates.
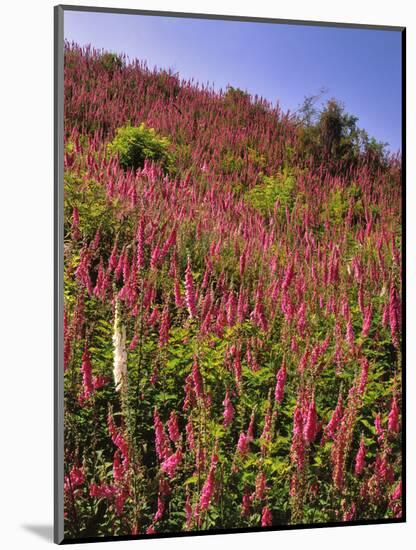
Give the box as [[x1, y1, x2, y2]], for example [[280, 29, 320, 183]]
[[100, 52, 124, 73], [108, 123, 173, 171], [245, 170, 295, 216], [324, 183, 365, 225], [325, 188, 348, 224]]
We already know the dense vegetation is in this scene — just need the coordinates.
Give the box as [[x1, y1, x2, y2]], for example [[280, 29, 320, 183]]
[[63, 43, 402, 540]]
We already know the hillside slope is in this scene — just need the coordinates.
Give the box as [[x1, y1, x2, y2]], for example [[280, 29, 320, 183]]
[[62, 44, 402, 539]]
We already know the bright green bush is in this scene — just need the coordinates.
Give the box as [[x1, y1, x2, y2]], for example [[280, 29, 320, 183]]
[[326, 188, 348, 224], [324, 183, 364, 225], [108, 123, 173, 171], [245, 170, 295, 216]]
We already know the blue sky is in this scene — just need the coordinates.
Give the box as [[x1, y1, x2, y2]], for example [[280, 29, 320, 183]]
[[64, 10, 402, 152]]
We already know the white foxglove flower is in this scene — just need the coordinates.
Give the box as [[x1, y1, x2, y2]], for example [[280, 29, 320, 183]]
[[113, 300, 127, 392]]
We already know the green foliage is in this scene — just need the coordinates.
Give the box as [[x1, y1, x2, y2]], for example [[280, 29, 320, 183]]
[[296, 87, 328, 126], [297, 97, 388, 170], [247, 147, 267, 170], [220, 150, 244, 175], [108, 123, 173, 172], [319, 99, 345, 157], [323, 183, 364, 225], [99, 52, 124, 73], [245, 170, 295, 216], [326, 188, 349, 224], [297, 124, 321, 161]]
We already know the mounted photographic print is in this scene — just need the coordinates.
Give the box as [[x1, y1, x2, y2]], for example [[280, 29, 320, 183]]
[[54, 5, 405, 544]]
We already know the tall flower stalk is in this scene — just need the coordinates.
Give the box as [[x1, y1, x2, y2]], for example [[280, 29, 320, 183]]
[[113, 300, 128, 393]]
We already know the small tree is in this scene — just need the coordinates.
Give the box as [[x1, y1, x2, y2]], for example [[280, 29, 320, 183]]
[[297, 97, 387, 171], [318, 99, 344, 158], [296, 87, 328, 126]]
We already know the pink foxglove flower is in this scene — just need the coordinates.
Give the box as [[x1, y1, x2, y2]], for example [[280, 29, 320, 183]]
[[136, 215, 145, 271], [391, 480, 402, 501], [75, 247, 93, 295], [199, 453, 218, 512], [154, 409, 170, 461], [199, 469, 215, 512], [153, 495, 165, 523], [129, 333, 139, 350], [304, 398, 318, 444], [64, 465, 85, 493], [222, 390, 234, 427], [81, 345, 94, 400], [237, 432, 249, 456], [113, 450, 124, 483], [361, 303, 372, 337], [251, 283, 268, 331], [346, 317, 355, 348], [388, 397, 400, 433], [89, 483, 116, 499], [274, 361, 287, 404], [241, 489, 251, 517], [254, 471, 266, 501], [282, 261, 294, 291], [92, 374, 108, 390], [185, 493, 193, 529], [186, 418, 195, 450], [355, 436, 366, 475], [63, 310, 71, 371], [150, 243, 161, 269], [389, 283, 400, 349], [167, 411, 180, 443], [161, 448, 182, 478], [291, 406, 305, 470], [93, 258, 106, 296], [261, 506, 272, 527], [108, 412, 129, 468], [160, 226, 176, 260], [324, 393, 343, 441], [91, 228, 101, 251], [343, 503, 356, 521], [174, 277, 184, 308]]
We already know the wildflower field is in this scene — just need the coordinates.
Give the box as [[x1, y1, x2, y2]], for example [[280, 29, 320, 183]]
[[63, 44, 403, 540]]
